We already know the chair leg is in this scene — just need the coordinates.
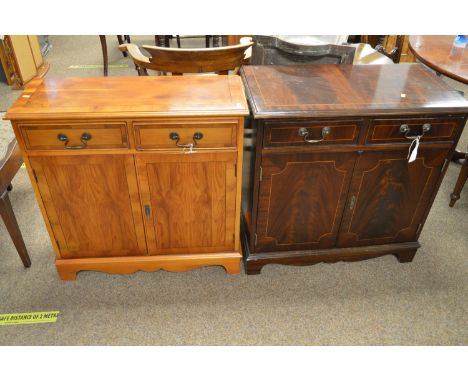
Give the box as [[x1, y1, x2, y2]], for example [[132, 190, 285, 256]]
[[213, 35, 221, 47], [155, 35, 166, 47], [98, 35, 108, 76], [450, 157, 468, 207], [0, 189, 31, 267], [176, 35, 181, 48], [205, 35, 210, 48], [117, 35, 128, 57]]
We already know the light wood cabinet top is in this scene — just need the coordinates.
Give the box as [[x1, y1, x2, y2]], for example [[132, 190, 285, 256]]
[[241, 64, 468, 118], [5, 75, 249, 120]]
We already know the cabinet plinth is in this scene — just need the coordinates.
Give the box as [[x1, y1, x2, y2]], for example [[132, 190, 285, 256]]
[[6, 76, 249, 280], [241, 64, 468, 274]]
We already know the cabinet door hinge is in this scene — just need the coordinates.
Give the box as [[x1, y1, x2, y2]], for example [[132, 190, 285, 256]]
[[32, 169, 38, 183], [55, 240, 61, 250], [416, 223, 423, 236], [254, 233, 258, 246], [259, 166, 263, 182]]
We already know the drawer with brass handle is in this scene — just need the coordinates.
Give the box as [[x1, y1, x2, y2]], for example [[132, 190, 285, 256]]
[[366, 116, 464, 144], [263, 119, 362, 147], [19, 122, 129, 150], [134, 120, 237, 150]]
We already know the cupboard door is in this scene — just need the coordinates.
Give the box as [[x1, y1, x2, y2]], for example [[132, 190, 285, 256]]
[[337, 149, 449, 247], [255, 151, 356, 252], [29, 155, 147, 258], [136, 151, 238, 255]]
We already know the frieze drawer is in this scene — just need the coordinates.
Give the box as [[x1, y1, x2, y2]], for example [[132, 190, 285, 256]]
[[134, 120, 238, 150], [263, 120, 362, 148], [19, 122, 129, 150], [366, 116, 464, 145]]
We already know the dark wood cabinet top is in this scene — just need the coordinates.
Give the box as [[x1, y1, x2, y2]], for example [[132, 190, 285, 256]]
[[241, 64, 468, 118], [5, 75, 249, 120]]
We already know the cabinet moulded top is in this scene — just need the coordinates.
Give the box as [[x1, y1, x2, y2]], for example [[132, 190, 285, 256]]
[[5, 75, 250, 121], [241, 64, 468, 119]]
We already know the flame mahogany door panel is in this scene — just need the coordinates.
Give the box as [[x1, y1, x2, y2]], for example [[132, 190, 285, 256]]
[[255, 151, 357, 252], [29, 154, 147, 258], [337, 148, 449, 247], [136, 151, 238, 255]]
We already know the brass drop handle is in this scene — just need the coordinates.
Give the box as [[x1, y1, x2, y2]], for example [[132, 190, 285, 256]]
[[57, 132, 92, 149], [298, 127, 331, 143], [169, 131, 204, 148], [399, 123, 431, 140]]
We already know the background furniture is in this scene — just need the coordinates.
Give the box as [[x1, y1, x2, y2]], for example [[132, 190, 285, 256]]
[[0, 126, 31, 267], [251, 35, 356, 65], [6, 75, 248, 280], [240, 64, 468, 274], [155, 35, 181, 48], [409, 35, 468, 84], [361, 35, 403, 63], [100, 35, 225, 76], [351, 43, 394, 65], [250, 36, 393, 66], [0, 35, 49, 89], [409, 35, 468, 196], [449, 151, 468, 206], [99, 35, 130, 76], [120, 42, 253, 75]]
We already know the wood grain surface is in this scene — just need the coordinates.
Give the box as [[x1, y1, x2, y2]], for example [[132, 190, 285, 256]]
[[241, 64, 468, 118], [255, 151, 356, 252], [19, 121, 128, 150], [136, 151, 238, 255], [5, 75, 249, 120], [134, 119, 237, 150], [29, 154, 147, 258], [56, 253, 242, 280], [409, 35, 468, 84], [337, 148, 449, 247]]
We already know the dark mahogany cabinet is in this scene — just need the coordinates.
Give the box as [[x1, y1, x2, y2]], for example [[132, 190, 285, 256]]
[[241, 64, 468, 274]]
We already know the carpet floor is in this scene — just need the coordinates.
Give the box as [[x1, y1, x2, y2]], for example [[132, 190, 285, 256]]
[[0, 36, 467, 345]]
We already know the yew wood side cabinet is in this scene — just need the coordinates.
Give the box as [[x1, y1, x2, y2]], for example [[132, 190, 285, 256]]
[[5, 76, 249, 280], [240, 64, 468, 275]]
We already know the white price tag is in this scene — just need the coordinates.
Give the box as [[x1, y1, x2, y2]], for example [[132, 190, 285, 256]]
[[407, 136, 420, 163]]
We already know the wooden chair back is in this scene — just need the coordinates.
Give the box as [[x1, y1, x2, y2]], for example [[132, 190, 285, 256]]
[[361, 35, 404, 63], [120, 42, 253, 75], [251, 35, 355, 65]]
